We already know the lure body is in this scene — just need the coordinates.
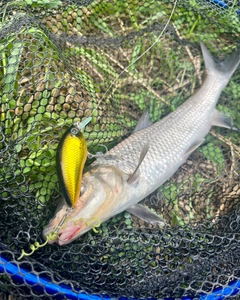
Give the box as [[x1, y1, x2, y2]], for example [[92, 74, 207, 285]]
[[56, 119, 90, 207]]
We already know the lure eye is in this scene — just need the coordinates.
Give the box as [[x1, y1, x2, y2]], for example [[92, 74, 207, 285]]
[[71, 127, 79, 135]]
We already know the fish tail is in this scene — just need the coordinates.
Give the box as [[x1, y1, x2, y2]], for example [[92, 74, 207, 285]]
[[200, 42, 240, 85]]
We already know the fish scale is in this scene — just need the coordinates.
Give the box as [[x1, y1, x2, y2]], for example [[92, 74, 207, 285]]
[[43, 42, 240, 245], [105, 76, 229, 178]]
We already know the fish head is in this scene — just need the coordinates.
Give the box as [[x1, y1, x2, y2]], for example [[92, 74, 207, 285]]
[[43, 165, 127, 245]]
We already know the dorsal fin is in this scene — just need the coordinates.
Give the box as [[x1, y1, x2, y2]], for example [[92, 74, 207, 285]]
[[133, 111, 152, 133], [127, 143, 149, 185]]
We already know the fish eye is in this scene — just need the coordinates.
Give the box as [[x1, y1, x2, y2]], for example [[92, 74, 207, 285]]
[[80, 185, 85, 196]]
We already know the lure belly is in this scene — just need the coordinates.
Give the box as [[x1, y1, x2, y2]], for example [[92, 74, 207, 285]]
[[56, 118, 91, 207]]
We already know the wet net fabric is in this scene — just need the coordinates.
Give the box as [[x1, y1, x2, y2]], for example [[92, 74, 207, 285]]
[[0, 0, 240, 299]]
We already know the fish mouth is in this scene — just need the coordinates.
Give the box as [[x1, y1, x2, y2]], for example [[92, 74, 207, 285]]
[[43, 220, 84, 245], [57, 220, 84, 245]]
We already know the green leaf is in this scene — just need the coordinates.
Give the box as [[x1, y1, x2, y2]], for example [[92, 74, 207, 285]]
[[199, 143, 224, 171], [3, 40, 24, 94]]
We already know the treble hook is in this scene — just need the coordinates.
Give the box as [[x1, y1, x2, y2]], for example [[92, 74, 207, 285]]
[[57, 217, 102, 243], [52, 207, 74, 232], [88, 144, 108, 158]]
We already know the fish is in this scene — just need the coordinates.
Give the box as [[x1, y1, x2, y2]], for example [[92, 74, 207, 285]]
[[43, 42, 240, 245], [56, 117, 92, 207]]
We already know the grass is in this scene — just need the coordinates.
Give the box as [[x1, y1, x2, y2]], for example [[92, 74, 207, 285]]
[[0, 0, 239, 219], [0, 0, 240, 293], [0, 1, 240, 202]]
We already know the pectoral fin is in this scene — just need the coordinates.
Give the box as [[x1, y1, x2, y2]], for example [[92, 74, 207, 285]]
[[127, 143, 149, 185], [212, 109, 237, 131], [184, 139, 205, 161], [133, 111, 152, 133], [127, 204, 166, 226]]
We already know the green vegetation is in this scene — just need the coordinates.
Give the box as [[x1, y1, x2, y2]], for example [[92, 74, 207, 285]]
[[0, 3, 239, 297], [0, 0, 239, 228]]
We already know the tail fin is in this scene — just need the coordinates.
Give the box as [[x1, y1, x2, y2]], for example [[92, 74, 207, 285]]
[[200, 42, 240, 83]]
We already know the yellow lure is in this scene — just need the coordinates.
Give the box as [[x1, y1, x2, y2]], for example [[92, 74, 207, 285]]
[[56, 117, 91, 207]]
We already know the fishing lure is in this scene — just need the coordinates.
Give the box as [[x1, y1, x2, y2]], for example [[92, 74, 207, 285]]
[[56, 117, 92, 208]]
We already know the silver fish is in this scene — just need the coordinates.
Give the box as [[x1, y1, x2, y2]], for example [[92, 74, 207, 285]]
[[43, 42, 240, 245]]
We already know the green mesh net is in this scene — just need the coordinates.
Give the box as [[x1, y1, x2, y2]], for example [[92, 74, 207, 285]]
[[0, 0, 240, 299]]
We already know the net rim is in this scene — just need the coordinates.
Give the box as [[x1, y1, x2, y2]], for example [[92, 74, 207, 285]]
[[1, 254, 240, 299]]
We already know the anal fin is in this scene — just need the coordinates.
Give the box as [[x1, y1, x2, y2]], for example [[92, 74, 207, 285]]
[[127, 204, 166, 226], [212, 109, 237, 131], [184, 139, 205, 161]]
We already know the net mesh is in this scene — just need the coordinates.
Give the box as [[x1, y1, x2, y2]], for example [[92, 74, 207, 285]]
[[0, 0, 240, 298]]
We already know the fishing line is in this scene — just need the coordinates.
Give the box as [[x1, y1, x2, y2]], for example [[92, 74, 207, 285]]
[[98, 0, 179, 106]]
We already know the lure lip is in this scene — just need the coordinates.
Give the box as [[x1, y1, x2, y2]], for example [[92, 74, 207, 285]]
[[74, 116, 92, 132]]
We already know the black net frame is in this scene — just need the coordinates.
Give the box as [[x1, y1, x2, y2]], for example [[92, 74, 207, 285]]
[[0, 0, 240, 299]]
